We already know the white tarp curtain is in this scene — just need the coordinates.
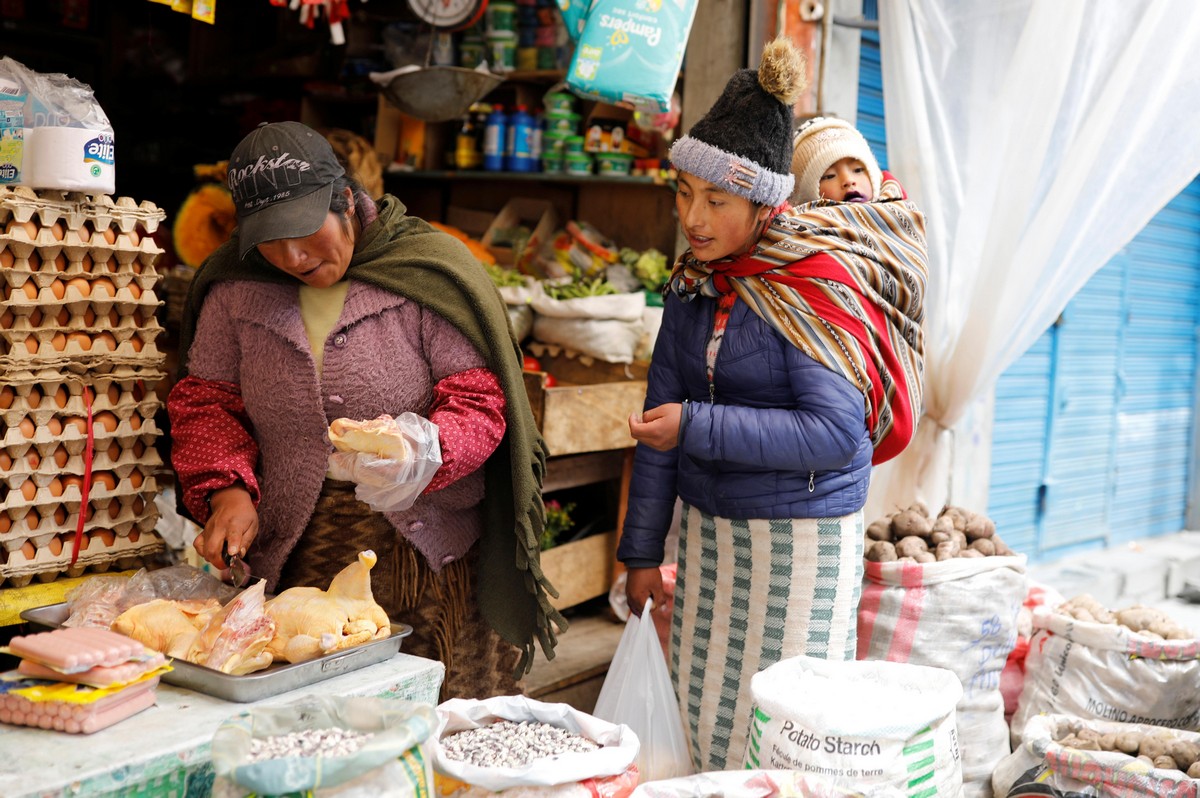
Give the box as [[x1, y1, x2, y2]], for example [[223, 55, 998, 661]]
[[866, 0, 1200, 520]]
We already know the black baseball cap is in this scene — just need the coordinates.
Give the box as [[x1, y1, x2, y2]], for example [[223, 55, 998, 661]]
[[227, 121, 346, 259]]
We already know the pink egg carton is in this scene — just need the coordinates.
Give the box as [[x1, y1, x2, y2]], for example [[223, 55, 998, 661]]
[[0, 679, 158, 734], [0, 186, 166, 237], [0, 527, 165, 587]]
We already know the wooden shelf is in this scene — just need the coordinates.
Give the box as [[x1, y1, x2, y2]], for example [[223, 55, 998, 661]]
[[385, 168, 672, 189]]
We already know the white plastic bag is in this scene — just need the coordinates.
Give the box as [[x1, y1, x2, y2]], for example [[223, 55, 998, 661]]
[[593, 600, 692, 783], [327, 413, 442, 512]]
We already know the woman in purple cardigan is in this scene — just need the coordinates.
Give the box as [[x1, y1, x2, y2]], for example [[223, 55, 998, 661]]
[[169, 122, 559, 699]]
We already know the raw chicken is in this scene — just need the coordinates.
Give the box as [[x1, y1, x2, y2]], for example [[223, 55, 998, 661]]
[[265, 550, 392, 664], [112, 597, 222, 659], [186, 580, 276, 675]]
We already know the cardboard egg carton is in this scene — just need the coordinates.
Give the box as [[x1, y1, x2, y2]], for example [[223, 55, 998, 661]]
[[0, 233, 163, 278], [0, 378, 160, 448], [0, 185, 166, 238], [2, 436, 162, 488], [1, 467, 160, 520], [0, 526, 165, 589], [0, 495, 159, 554], [0, 268, 161, 319], [0, 323, 165, 371]]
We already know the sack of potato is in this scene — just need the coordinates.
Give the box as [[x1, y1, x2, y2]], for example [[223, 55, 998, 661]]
[[1010, 593, 1200, 748], [857, 503, 1027, 798], [992, 714, 1200, 797]]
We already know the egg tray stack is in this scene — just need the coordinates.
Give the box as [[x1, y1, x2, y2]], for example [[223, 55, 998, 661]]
[[0, 187, 167, 588]]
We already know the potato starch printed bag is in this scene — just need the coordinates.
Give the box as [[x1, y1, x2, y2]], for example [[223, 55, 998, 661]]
[[742, 656, 964, 797]]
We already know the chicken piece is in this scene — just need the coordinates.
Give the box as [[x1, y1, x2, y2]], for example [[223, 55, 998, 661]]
[[112, 598, 222, 659], [265, 550, 392, 664], [186, 580, 276, 675]]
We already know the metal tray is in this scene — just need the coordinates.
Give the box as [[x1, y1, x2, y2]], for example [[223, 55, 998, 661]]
[[20, 602, 413, 703]]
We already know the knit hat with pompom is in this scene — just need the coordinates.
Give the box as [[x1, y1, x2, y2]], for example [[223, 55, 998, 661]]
[[669, 38, 806, 208]]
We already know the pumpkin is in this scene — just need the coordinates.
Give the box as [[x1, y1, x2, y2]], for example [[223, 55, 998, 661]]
[[173, 182, 236, 268]]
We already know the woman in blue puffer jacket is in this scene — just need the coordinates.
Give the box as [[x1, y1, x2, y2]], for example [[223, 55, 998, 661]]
[[619, 38, 926, 773]]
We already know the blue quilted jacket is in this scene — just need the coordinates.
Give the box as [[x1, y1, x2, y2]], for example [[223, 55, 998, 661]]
[[617, 292, 872, 568]]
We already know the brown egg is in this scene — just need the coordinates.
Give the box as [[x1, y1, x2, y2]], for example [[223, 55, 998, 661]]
[[47, 477, 63, 497], [49, 222, 65, 241], [25, 250, 41, 271], [23, 335, 38, 354], [26, 386, 41, 408], [52, 505, 67, 525], [105, 384, 120, 405], [50, 331, 67, 352], [105, 440, 121, 461], [66, 332, 91, 352], [95, 529, 116, 547], [49, 278, 65, 299], [62, 416, 87, 434], [129, 336, 144, 353], [91, 277, 116, 299], [106, 498, 121, 519], [48, 535, 62, 556], [132, 382, 145, 401], [13, 280, 37, 301], [128, 529, 141, 543], [47, 418, 62, 436], [130, 259, 144, 274], [19, 478, 37, 500], [131, 440, 145, 458], [76, 532, 90, 550], [52, 385, 68, 407], [93, 471, 117, 490], [6, 219, 37, 239], [52, 446, 68, 468], [54, 308, 69, 326], [0, 309, 12, 329], [132, 496, 145, 515], [49, 253, 67, 272], [66, 277, 90, 298], [79, 253, 92, 272], [0, 386, 11, 409], [20, 539, 36, 560], [24, 509, 39, 530], [82, 307, 96, 326], [27, 308, 42, 327], [97, 225, 116, 244], [124, 228, 141, 246], [24, 449, 39, 469], [0, 451, 9, 470], [93, 332, 117, 351], [18, 417, 34, 438], [128, 414, 142, 431], [0, 248, 13, 268], [0, 514, 10, 533], [106, 309, 119, 326], [128, 469, 144, 489], [128, 282, 143, 300], [95, 411, 118, 433]]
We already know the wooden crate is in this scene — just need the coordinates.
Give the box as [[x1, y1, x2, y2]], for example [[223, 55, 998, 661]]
[[523, 352, 648, 457], [540, 530, 617, 611]]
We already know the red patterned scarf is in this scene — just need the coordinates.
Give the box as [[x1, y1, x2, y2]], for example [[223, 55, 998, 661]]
[[670, 175, 928, 464]]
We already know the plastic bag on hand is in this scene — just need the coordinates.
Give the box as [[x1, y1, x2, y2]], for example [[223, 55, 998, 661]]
[[593, 599, 692, 783], [327, 413, 442, 513]]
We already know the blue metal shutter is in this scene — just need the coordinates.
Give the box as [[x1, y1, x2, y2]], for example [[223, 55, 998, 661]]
[[988, 180, 1200, 561], [856, 0, 888, 171]]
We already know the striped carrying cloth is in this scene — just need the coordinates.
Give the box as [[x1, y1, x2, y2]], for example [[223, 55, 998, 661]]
[[671, 503, 863, 771], [670, 175, 928, 463]]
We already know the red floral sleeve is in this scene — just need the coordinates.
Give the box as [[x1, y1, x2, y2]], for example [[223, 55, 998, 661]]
[[167, 375, 262, 523], [424, 367, 507, 493]]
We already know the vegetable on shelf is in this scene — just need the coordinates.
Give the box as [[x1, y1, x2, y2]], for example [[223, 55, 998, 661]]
[[543, 277, 618, 300]]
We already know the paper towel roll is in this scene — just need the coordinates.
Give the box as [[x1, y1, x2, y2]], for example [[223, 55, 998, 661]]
[[23, 126, 115, 194]]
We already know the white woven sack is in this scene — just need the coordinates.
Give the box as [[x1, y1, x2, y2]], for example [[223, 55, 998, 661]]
[[992, 714, 1200, 798], [741, 655, 964, 797], [1010, 607, 1200, 747], [530, 290, 646, 363], [857, 554, 1027, 798]]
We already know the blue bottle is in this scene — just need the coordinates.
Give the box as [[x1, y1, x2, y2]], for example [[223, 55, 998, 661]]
[[505, 104, 536, 172], [483, 104, 508, 171]]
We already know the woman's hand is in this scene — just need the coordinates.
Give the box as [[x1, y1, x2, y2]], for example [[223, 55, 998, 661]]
[[625, 566, 671, 620], [194, 485, 259, 569], [629, 403, 683, 451]]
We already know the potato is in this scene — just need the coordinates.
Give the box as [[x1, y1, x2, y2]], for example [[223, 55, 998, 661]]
[[894, 535, 929, 559], [1153, 755, 1178, 771], [891, 509, 932, 537], [1168, 740, 1200, 771], [930, 530, 952, 545], [865, 541, 897, 562], [991, 536, 1015, 556], [939, 506, 969, 532], [914, 551, 936, 564], [1138, 733, 1174, 761], [907, 501, 930, 519], [1115, 732, 1142, 754], [1189, 761, 1200, 779], [965, 514, 995, 540], [866, 518, 893, 541], [960, 548, 985, 558], [1097, 733, 1116, 751], [935, 540, 961, 561], [1117, 606, 1168, 633], [969, 538, 996, 556], [932, 515, 956, 536]]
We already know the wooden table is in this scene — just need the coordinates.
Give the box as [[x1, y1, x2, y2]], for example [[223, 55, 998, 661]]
[[0, 652, 444, 798]]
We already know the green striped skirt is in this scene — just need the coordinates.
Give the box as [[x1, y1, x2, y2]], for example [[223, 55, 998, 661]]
[[670, 504, 864, 772]]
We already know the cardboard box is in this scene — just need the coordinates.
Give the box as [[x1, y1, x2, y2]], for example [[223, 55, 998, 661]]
[[482, 198, 558, 271]]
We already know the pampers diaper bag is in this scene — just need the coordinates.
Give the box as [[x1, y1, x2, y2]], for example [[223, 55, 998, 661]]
[[566, 0, 697, 112]]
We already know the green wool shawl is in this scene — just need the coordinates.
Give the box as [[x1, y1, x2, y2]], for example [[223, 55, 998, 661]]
[[177, 196, 564, 672]]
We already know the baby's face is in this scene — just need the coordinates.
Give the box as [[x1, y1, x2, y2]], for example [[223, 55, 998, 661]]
[[818, 157, 873, 202]]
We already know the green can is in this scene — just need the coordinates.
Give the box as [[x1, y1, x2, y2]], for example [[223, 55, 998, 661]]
[[485, 1, 517, 32], [564, 154, 593, 176], [541, 155, 565, 174], [542, 130, 572, 156], [544, 110, 581, 134], [544, 92, 576, 114], [563, 135, 585, 155]]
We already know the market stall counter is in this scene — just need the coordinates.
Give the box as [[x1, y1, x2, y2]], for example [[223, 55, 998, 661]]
[[0, 651, 444, 798]]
